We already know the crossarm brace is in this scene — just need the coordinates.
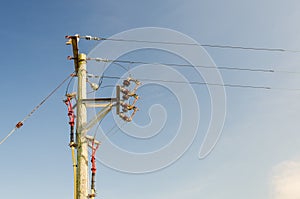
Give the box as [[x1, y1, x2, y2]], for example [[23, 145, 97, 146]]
[[83, 104, 113, 132]]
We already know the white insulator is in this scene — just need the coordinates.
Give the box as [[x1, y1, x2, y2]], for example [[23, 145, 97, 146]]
[[90, 83, 99, 91], [85, 35, 92, 40], [120, 87, 129, 94], [122, 95, 129, 100], [123, 79, 130, 87]]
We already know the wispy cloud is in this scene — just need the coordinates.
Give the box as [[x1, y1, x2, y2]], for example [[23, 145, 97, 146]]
[[271, 160, 300, 199]]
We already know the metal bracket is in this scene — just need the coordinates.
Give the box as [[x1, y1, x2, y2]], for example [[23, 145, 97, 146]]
[[82, 104, 113, 132]]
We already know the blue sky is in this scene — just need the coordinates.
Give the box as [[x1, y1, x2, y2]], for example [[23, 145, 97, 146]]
[[1, 0, 300, 199]]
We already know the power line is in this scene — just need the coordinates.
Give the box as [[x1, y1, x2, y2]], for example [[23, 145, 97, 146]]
[[105, 75, 300, 91], [79, 35, 300, 53], [88, 57, 300, 75], [87, 57, 274, 73], [102, 75, 300, 91], [274, 70, 300, 75], [102, 75, 271, 90], [0, 74, 73, 145], [86, 57, 300, 91], [65, 74, 75, 95]]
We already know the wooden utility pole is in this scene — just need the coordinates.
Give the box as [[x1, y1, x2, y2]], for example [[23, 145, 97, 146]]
[[76, 53, 88, 199], [66, 34, 140, 199]]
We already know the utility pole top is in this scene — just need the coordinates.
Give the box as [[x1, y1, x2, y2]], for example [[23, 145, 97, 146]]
[[65, 34, 141, 199], [66, 35, 80, 74]]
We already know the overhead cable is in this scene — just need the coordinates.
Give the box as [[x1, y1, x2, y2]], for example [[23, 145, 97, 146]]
[[87, 57, 274, 73], [102, 75, 271, 90], [79, 35, 300, 53], [102, 75, 300, 91], [0, 74, 73, 145], [88, 57, 300, 75]]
